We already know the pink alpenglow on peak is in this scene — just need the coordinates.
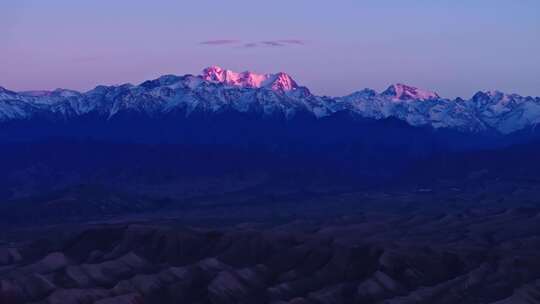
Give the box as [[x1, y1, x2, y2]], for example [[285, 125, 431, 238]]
[[201, 66, 299, 91], [382, 83, 440, 101]]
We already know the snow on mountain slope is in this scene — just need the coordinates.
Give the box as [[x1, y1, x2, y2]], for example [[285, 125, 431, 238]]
[[469, 91, 540, 133], [336, 89, 485, 132], [382, 83, 440, 101], [337, 85, 540, 133], [0, 67, 539, 134], [201, 66, 299, 91]]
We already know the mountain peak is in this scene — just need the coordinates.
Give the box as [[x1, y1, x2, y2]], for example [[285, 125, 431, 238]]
[[19, 90, 52, 97], [382, 83, 439, 101], [51, 88, 81, 98], [472, 91, 499, 103], [266, 72, 298, 91], [201, 66, 298, 91], [0, 86, 17, 96], [0, 86, 12, 93]]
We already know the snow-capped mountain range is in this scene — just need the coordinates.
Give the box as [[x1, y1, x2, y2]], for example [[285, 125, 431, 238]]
[[1, 66, 539, 134]]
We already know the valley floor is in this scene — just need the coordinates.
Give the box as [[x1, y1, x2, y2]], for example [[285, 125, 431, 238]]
[[1, 185, 540, 304]]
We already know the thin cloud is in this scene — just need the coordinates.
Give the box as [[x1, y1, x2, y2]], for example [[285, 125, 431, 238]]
[[243, 43, 259, 48], [278, 39, 306, 45], [256, 40, 306, 47], [200, 39, 306, 48], [200, 39, 241, 45], [260, 41, 285, 47]]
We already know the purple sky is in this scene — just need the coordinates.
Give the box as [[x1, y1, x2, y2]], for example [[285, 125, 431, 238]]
[[1, 0, 539, 98]]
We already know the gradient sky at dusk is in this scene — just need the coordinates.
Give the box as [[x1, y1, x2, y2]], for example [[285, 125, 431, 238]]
[[1, 0, 539, 98]]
